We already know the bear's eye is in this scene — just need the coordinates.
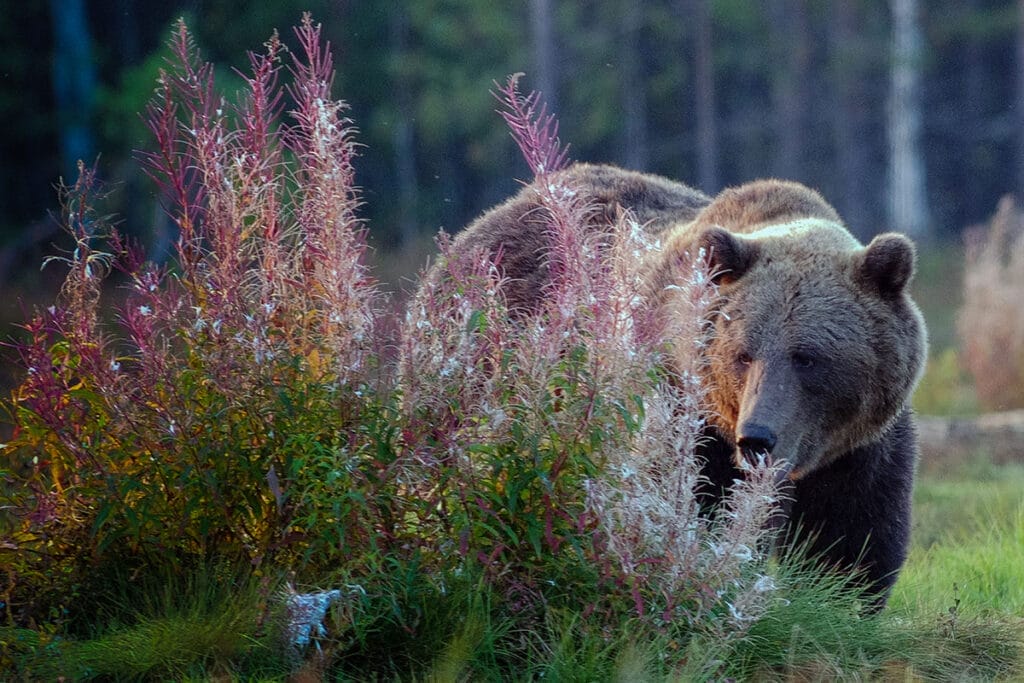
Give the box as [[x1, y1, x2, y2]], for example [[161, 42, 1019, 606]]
[[736, 351, 753, 366], [791, 351, 815, 370]]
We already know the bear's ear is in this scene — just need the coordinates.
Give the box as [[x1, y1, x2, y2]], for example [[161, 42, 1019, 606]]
[[698, 226, 758, 285], [858, 233, 916, 296]]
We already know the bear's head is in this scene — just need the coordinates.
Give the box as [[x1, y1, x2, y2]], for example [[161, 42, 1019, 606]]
[[666, 181, 927, 480]]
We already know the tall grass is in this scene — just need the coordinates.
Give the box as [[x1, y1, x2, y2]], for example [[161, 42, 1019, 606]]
[[1, 17, 396, 639], [8, 568, 280, 680], [894, 462, 1024, 614]]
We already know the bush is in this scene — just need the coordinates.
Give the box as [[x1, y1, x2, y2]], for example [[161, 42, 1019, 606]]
[[2, 18, 788, 676], [959, 196, 1024, 411], [1, 15, 396, 630]]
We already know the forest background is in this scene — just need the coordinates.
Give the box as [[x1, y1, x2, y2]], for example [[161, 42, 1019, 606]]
[[0, 0, 1021, 363]]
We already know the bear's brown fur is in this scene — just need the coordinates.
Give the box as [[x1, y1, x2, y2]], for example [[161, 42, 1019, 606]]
[[425, 163, 927, 606], [440, 163, 711, 313]]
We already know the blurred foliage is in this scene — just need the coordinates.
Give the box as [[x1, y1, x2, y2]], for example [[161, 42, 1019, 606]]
[[913, 347, 978, 416], [959, 196, 1024, 411]]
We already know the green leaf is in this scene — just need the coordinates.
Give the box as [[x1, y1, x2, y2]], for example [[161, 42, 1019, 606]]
[[526, 520, 543, 558], [93, 501, 113, 536], [466, 308, 487, 335]]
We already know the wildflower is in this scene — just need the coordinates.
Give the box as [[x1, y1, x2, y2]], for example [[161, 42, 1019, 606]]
[[283, 587, 343, 652], [482, 403, 507, 428], [727, 601, 753, 624]]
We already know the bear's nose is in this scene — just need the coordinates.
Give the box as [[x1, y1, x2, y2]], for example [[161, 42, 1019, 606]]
[[737, 423, 777, 457]]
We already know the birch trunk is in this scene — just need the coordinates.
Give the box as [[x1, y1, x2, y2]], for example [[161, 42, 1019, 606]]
[[888, 0, 930, 240]]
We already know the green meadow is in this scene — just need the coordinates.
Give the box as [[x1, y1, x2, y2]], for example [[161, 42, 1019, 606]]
[[894, 462, 1024, 619], [5, 454, 1022, 680]]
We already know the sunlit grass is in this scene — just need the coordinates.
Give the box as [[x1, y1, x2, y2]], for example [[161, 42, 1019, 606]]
[[893, 462, 1024, 618], [910, 461, 1024, 546]]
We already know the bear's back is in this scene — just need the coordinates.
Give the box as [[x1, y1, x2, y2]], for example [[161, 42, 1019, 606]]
[[440, 164, 711, 312]]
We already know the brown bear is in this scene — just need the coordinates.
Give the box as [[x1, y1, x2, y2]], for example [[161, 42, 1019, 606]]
[[428, 163, 927, 606]]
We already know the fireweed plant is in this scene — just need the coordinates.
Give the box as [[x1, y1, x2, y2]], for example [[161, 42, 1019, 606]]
[[403, 74, 786, 634], [2, 17, 786, 671], [3, 16, 389, 630]]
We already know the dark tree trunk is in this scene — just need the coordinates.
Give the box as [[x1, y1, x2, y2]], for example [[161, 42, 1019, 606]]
[[767, 0, 811, 182], [689, 0, 720, 192], [529, 0, 559, 115], [390, 8, 419, 246], [828, 1, 874, 240], [1016, 0, 1024, 200], [115, 0, 139, 63], [620, 2, 649, 170], [50, 0, 96, 180], [961, 0, 985, 222]]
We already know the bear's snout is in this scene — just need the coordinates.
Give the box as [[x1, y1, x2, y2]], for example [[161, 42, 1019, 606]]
[[737, 422, 796, 486], [737, 423, 777, 457]]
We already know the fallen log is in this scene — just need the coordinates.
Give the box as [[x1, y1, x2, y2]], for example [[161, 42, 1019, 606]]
[[917, 410, 1024, 468]]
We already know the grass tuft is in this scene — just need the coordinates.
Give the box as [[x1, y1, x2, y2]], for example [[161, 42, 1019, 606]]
[[9, 567, 285, 680]]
